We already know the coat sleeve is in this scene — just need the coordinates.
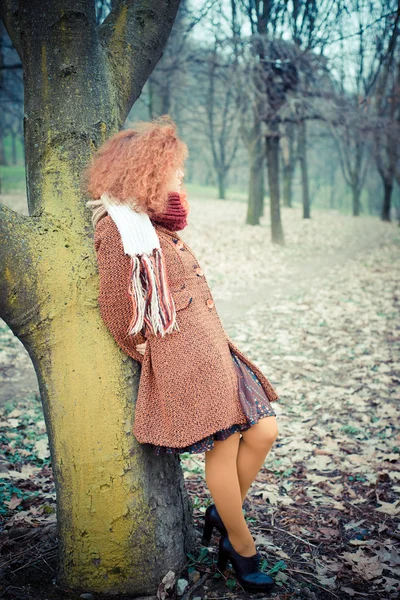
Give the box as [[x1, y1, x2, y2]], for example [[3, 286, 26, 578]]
[[94, 216, 147, 364]]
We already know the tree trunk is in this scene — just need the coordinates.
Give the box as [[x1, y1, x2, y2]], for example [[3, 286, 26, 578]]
[[0, 0, 196, 596], [374, 127, 395, 222], [366, 184, 376, 214], [328, 162, 336, 210], [297, 120, 310, 219], [0, 135, 6, 166], [218, 170, 226, 199], [246, 129, 264, 225], [282, 160, 292, 208], [352, 184, 361, 216], [11, 130, 17, 165], [281, 123, 295, 208], [148, 74, 171, 118], [266, 125, 284, 244], [381, 180, 392, 221]]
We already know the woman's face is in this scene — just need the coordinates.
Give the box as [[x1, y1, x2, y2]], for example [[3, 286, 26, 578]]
[[167, 166, 185, 193]]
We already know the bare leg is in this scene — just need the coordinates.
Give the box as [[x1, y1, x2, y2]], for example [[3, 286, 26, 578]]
[[204, 432, 257, 556], [236, 416, 279, 503]]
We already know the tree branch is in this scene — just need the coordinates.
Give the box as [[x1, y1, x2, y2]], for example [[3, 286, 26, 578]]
[[0, 202, 36, 327], [98, 0, 182, 123]]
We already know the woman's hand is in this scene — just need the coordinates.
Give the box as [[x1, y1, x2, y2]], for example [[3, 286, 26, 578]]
[[136, 341, 147, 356]]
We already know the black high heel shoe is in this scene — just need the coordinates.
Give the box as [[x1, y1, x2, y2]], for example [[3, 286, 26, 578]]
[[216, 533, 275, 593], [201, 504, 227, 545]]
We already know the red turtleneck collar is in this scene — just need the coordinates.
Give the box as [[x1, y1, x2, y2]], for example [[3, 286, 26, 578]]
[[150, 191, 188, 231]]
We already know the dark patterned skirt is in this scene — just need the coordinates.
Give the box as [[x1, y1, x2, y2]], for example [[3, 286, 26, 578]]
[[149, 349, 277, 455]]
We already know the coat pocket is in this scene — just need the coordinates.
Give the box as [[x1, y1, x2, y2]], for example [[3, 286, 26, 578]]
[[171, 286, 193, 312]]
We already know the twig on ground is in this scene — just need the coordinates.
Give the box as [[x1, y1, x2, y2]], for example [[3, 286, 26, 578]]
[[180, 572, 210, 600], [260, 526, 318, 548], [285, 568, 341, 599]]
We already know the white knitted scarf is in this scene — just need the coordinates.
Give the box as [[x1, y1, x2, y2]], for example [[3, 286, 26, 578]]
[[100, 191, 179, 338]]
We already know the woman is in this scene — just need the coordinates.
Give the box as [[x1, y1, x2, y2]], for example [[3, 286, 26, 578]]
[[83, 115, 280, 594]]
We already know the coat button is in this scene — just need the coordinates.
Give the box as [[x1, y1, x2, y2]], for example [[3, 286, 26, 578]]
[[206, 298, 214, 309], [195, 267, 204, 276]]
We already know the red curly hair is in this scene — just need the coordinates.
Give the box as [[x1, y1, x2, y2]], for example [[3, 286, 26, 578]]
[[81, 114, 188, 215]]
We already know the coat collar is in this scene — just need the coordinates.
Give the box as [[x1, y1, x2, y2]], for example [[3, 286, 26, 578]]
[[152, 222, 183, 240]]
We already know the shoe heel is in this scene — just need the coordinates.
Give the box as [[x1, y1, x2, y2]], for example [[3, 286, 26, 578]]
[[217, 547, 229, 572], [201, 519, 214, 546], [219, 535, 275, 593]]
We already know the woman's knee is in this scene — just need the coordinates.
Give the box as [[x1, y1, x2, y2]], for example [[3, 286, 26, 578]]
[[241, 416, 279, 450]]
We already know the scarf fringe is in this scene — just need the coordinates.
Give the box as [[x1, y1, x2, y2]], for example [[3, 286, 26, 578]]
[[127, 247, 180, 338]]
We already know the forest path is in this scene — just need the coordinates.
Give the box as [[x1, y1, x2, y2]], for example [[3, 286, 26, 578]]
[[217, 220, 387, 331]]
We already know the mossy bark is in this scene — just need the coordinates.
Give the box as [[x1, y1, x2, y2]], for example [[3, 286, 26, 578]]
[[0, 0, 196, 595]]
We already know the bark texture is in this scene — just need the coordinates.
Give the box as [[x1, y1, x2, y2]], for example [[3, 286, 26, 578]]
[[0, 0, 196, 595]]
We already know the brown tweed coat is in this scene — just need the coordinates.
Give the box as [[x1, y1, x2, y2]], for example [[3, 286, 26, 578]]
[[94, 215, 279, 448]]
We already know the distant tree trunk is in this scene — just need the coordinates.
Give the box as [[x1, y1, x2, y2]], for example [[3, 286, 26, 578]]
[[218, 170, 226, 199], [371, 13, 399, 222], [146, 3, 187, 121], [374, 128, 396, 222], [19, 133, 24, 162], [366, 183, 376, 214], [328, 160, 337, 209], [281, 122, 295, 208], [206, 39, 240, 201], [329, 125, 369, 219], [0, 0, 195, 596], [395, 185, 400, 222], [351, 183, 361, 216], [148, 69, 171, 118], [381, 180, 393, 221], [246, 126, 264, 225], [282, 157, 292, 208], [298, 120, 310, 219], [0, 136, 6, 165], [266, 123, 284, 244], [11, 131, 17, 164]]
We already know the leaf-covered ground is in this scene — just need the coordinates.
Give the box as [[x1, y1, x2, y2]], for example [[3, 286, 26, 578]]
[[1, 197, 399, 600]]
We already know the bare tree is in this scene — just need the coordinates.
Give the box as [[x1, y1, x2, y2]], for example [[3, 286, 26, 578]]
[[371, 2, 400, 221], [327, 0, 399, 216], [184, 32, 241, 199], [254, 36, 302, 241], [228, 0, 288, 231], [228, 0, 333, 234], [206, 37, 241, 199]]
